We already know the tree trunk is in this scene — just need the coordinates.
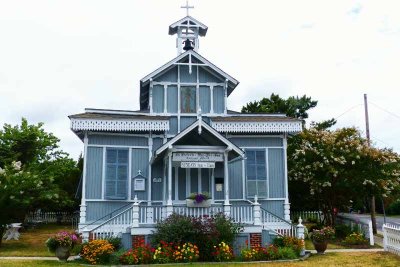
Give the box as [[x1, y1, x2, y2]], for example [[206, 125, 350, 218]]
[[0, 226, 4, 247], [371, 195, 377, 234]]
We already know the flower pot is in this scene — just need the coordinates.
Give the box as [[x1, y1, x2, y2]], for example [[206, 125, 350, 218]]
[[186, 199, 211, 208], [55, 246, 70, 261], [313, 240, 328, 254]]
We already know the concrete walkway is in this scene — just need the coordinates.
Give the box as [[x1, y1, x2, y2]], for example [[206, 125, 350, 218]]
[[0, 256, 79, 261], [308, 248, 384, 254]]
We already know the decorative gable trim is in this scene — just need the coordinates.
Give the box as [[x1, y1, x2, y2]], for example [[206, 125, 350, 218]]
[[211, 121, 302, 133], [70, 118, 169, 132]]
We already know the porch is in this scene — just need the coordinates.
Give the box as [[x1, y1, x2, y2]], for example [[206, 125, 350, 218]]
[[81, 197, 295, 241]]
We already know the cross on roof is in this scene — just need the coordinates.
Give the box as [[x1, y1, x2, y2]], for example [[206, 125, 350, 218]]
[[181, 0, 194, 16]]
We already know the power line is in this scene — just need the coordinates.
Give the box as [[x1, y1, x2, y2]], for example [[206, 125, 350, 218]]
[[335, 104, 363, 119], [369, 101, 400, 121]]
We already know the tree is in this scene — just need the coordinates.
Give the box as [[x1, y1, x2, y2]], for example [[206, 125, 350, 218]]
[[241, 93, 318, 123], [288, 127, 400, 225]]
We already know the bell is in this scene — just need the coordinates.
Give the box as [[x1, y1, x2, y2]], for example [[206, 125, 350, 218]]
[[183, 39, 194, 51]]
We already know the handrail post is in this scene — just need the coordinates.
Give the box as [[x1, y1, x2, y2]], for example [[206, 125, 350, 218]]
[[132, 195, 140, 228], [296, 217, 305, 256], [253, 195, 261, 226]]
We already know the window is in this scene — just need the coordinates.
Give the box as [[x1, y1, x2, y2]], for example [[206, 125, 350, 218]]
[[181, 86, 196, 113], [246, 149, 267, 198], [105, 148, 128, 199]]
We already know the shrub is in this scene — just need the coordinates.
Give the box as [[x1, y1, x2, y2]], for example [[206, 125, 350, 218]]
[[387, 200, 400, 215], [81, 239, 114, 265], [173, 242, 199, 262], [212, 241, 234, 262], [153, 241, 175, 264], [119, 237, 153, 265], [273, 236, 303, 255], [109, 249, 127, 265], [105, 237, 122, 250], [152, 214, 196, 245], [334, 224, 353, 239], [276, 247, 298, 259], [45, 231, 79, 253], [343, 232, 368, 245], [240, 244, 279, 261]]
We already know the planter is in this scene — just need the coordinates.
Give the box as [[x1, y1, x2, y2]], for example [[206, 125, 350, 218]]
[[55, 246, 70, 261], [186, 199, 211, 208], [312, 240, 328, 254]]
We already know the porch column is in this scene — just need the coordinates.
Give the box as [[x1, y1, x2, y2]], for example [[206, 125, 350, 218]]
[[283, 135, 291, 221], [223, 149, 231, 216], [166, 151, 173, 216]]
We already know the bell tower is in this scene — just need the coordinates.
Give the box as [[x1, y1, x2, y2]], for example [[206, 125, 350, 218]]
[[169, 1, 208, 55]]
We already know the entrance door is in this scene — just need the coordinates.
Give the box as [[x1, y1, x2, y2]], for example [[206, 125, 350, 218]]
[[173, 167, 212, 202]]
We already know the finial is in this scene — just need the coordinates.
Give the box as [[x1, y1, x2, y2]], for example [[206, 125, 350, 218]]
[[181, 0, 194, 16], [138, 169, 142, 175], [254, 195, 258, 204], [298, 216, 303, 225]]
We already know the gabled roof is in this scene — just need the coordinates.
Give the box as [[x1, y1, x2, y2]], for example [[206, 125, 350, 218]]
[[169, 16, 208, 36], [153, 118, 244, 162], [139, 50, 239, 110]]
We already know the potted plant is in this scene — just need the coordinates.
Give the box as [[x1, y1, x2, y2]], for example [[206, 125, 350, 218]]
[[46, 231, 79, 261], [310, 226, 335, 254], [186, 192, 211, 207]]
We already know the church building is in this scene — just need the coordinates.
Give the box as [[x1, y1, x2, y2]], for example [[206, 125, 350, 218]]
[[69, 4, 302, 248]]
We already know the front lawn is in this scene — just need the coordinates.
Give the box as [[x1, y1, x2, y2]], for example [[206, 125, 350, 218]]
[[0, 224, 76, 257], [0, 252, 399, 266]]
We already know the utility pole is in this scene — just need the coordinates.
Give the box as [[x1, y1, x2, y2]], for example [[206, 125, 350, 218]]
[[364, 94, 377, 234]]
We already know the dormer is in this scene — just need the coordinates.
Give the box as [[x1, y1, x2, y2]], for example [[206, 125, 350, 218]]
[[139, 50, 239, 115]]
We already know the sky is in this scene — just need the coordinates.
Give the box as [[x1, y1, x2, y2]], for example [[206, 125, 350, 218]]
[[1, 0, 400, 159]]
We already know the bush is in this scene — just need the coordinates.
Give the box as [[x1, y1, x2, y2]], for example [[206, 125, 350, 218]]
[[109, 249, 127, 265], [334, 224, 353, 239], [105, 237, 122, 250], [272, 236, 303, 255], [240, 245, 280, 261], [153, 241, 175, 264], [152, 213, 242, 261], [211, 242, 234, 262], [81, 239, 115, 265], [276, 247, 298, 259], [173, 242, 200, 262], [387, 200, 400, 215], [343, 232, 368, 245], [119, 238, 153, 265]]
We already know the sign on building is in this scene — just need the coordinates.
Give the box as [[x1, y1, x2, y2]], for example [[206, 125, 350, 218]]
[[181, 162, 215, 168], [173, 152, 223, 162]]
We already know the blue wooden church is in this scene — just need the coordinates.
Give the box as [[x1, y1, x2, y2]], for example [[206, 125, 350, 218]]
[[70, 7, 302, 248]]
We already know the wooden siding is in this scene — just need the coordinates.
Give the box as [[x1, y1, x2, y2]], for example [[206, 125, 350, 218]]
[[155, 67, 178, 82], [152, 85, 164, 113], [86, 201, 128, 222], [180, 117, 196, 131], [152, 138, 164, 153], [151, 161, 164, 201], [261, 200, 284, 218], [89, 135, 148, 147], [131, 148, 149, 200], [214, 162, 224, 200], [86, 147, 103, 199], [268, 148, 285, 198], [168, 117, 178, 135], [213, 86, 224, 114], [228, 137, 283, 147], [199, 67, 224, 83], [167, 86, 178, 113], [199, 86, 211, 113], [180, 65, 197, 83], [229, 159, 243, 199]]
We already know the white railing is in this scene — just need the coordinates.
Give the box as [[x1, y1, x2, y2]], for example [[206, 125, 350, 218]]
[[173, 205, 223, 217], [383, 223, 400, 255], [26, 211, 76, 224], [139, 205, 165, 224], [261, 208, 296, 237], [87, 205, 133, 240], [231, 205, 253, 224]]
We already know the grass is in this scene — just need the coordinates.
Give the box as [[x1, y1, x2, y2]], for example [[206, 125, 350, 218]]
[[0, 252, 400, 266], [0, 224, 76, 257]]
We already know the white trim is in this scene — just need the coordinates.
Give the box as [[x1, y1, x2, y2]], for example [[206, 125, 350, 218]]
[[88, 132, 150, 138], [149, 79, 153, 113], [211, 168, 215, 203], [266, 148, 270, 199], [101, 147, 106, 200], [242, 159, 246, 200], [211, 121, 302, 133], [163, 84, 168, 114], [148, 135, 153, 203], [174, 167, 178, 201], [283, 135, 289, 201], [128, 148, 132, 200], [88, 145, 148, 149], [71, 118, 169, 132], [210, 85, 214, 114]]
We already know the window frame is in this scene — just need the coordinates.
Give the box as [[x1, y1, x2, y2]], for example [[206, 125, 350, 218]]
[[105, 148, 129, 200], [245, 149, 268, 198]]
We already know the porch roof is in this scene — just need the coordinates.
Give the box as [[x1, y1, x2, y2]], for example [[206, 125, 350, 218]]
[[153, 119, 244, 162]]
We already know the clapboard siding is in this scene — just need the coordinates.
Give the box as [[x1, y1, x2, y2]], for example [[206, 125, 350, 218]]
[[155, 67, 178, 82], [228, 137, 283, 147], [89, 135, 148, 146], [152, 85, 164, 113], [131, 148, 149, 200], [86, 147, 103, 199], [180, 117, 196, 131], [268, 148, 285, 198], [152, 138, 164, 153], [213, 86, 224, 114], [261, 200, 284, 218], [229, 159, 243, 199], [86, 201, 128, 222], [151, 161, 164, 201], [199, 67, 224, 83]]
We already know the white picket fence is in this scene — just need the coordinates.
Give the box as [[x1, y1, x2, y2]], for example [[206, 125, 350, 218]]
[[26, 211, 77, 224], [383, 223, 400, 255], [291, 210, 323, 223]]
